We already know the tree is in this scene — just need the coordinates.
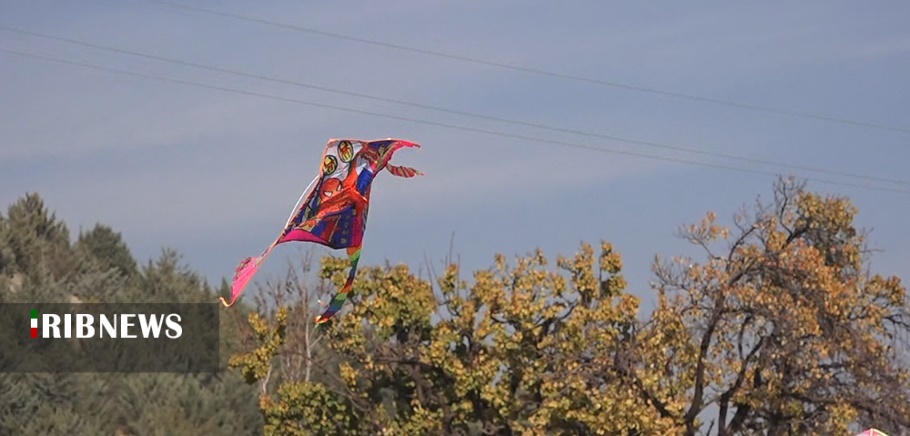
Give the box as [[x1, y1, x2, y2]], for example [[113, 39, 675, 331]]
[[1, 193, 73, 280], [75, 224, 139, 279], [233, 244, 674, 434], [137, 248, 212, 303], [638, 178, 910, 435], [0, 192, 265, 434], [228, 253, 361, 435], [0, 213, 14, 275], [232, 178, 910, 435]]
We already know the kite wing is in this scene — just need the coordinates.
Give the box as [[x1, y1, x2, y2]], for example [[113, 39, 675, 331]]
[[221, 138, 421, 326]]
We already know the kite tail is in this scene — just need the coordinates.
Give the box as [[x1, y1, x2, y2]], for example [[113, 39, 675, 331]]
[[219, 248, 274, 307], [314, 245, 361, 326]]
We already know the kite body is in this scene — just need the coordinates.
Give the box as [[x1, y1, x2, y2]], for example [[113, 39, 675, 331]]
[[221, 138, 422, 325]]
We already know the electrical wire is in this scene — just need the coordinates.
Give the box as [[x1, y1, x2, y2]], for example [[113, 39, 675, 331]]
[[3, 47, 909, 197], [143, 0, 910, 136], [2, 25, 907, 189]]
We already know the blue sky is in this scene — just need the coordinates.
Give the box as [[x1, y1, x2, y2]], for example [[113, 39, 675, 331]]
[[2, 1, 909, 312]]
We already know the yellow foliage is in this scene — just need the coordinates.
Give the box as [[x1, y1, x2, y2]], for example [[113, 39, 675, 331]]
[[230, 178, 910, 435], [645, 179, 910, 434]]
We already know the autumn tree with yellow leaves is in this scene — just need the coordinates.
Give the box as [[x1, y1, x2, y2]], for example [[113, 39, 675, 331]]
[[231, 244, 667, 434], [230, 178, 910, 435], [638, 178, 910, 435]]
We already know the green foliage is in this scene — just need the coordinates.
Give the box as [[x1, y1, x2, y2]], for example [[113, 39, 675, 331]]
[[3, 181, 908, 435], [2, 193, 73, 280], [0, 214, 15, 274], [232, 178, 910, 435], [260, 381, 361, 435], [237, 243, 673, 434], [0, 192, 263, 435], [106, 373, 261, 435], [137, 248, 212, 303], [75, 224, 139, 279], [230, 308, 289, 385]]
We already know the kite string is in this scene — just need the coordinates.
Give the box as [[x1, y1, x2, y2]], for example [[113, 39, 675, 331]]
[[283, 173, 320, 229], [264, 173, 320, 253], [249, 173, 322, 268]]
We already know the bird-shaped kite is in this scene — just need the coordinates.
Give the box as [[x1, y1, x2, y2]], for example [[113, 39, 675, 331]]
[[220, 138, 422, 325]]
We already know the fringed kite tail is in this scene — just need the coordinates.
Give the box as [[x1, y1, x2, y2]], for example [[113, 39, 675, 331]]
[[314, 246, 362, 326], [386, 164, 424, 178]]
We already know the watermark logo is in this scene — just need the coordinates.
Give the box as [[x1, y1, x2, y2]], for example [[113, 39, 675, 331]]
[[2, 303, 220, 373], [30, 310, 183, 339]]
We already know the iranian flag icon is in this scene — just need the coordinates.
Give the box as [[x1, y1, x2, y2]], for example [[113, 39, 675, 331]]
[[30, 309, 38, 338]]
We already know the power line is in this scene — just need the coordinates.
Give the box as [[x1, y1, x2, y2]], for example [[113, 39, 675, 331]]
[[3, 25, 908, 190], [143, 0, 910, 136], [3, 47, 909, 197]]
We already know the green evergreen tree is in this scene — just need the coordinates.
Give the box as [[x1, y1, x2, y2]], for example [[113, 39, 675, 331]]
[[3, 193, 73, 280], [0, 193, 263, 434], [0, 214, 15, 275], [75, 224, 139, 280]]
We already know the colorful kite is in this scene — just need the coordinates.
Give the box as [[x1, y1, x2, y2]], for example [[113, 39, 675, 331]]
[[220, 138, 422, 325]]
